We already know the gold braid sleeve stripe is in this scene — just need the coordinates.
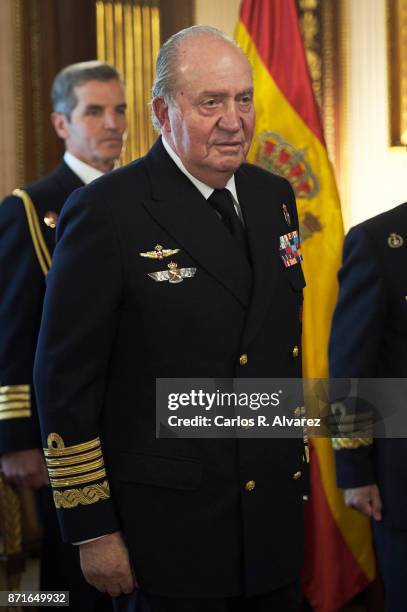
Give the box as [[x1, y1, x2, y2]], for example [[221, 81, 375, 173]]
[[53, 480, 110, 509], [0, 385, 31, 420], [45, 435, 107, 487], [0, 385, 30, 394], [12, 189, 51, 276], [0, 401, 30, 410], [0, 386, 31, 416], [44, 434, 100, 457], [50, 468, 107, 488], [45, 447, 102, 467], [48, 457, 105, 478], [0, 395, 30, 404], [0, 410, 31, 421], [332, 437, 373, 450]]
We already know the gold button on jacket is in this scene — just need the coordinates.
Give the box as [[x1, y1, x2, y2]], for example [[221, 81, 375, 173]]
[[292, 471, 302, 480], [292, 346, 299, 358], [244, 480, 256, 491], [239, 354, 248, 366]]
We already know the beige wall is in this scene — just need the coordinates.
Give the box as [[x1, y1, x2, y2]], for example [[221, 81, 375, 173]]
[[0, 0, 18, 197], [343, 0, 407, 230], [194, 0, 240, 37]]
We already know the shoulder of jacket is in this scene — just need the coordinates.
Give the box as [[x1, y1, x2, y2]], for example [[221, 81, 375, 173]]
[[353, 202, 407, 238], [238, 163, 294, 198], [76, 157, 150, 205], [2, 166, 66, 216]]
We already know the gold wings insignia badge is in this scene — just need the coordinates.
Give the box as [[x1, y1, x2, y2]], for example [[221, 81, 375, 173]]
[[140, 244, 180, 259]]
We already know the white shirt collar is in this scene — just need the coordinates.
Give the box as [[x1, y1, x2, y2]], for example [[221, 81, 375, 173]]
[[161, 136, 239, 205], [63, 151, 104, 185]]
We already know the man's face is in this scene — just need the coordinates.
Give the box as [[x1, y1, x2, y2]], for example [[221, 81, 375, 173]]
[[52, 79, 127, 172], [156, 37, 255, 187]]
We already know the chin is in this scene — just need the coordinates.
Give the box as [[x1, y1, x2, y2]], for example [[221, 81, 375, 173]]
[[100, 144, 123, 157], [215, 158, 244, 173]]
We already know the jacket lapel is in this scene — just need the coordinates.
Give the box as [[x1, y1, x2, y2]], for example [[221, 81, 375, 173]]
[[53, 161, 85, 195], [142, 139, 252, 308], [236, 165, 284, 348]]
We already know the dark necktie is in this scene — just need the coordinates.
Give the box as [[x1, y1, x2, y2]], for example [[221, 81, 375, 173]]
[[208, 189, 249, 259]]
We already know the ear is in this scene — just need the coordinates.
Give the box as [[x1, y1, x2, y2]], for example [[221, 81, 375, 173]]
[[152, 97, 171, 133], [51, 112, 70, 140]]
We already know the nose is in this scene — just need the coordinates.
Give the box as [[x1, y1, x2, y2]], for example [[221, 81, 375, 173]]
[[103, 111, 120, 131], [218, 102, 241, 132]]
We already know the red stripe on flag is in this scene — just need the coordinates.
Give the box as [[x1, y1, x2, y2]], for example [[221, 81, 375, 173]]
[[239, 0, 324, 144], [302, 443, 371, 611]]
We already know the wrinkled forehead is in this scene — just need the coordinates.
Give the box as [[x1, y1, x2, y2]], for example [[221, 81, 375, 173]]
[[175, 37, 253, 93]]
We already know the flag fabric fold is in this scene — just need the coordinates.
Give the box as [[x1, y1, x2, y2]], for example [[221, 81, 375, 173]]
[[235, 2, 375, 610]]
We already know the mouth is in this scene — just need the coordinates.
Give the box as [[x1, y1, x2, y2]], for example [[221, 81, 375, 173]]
[[100, 138, 123, 144], [214, 142, 242, 147], [213, 142, 243, 155]]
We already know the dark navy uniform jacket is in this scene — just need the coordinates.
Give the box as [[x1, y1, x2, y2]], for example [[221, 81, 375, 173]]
[[0, 162, 83, 453], [34, 138, 307, 598], [329, 202, 407, 528]]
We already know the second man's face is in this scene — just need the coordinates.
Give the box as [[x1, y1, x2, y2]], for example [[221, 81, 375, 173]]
[[54, 79, 127, 172], [159, 37, 255, 187]]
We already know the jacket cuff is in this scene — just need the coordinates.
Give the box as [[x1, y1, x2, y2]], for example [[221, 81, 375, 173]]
[[335, 445, 375, 488], [43, 433, 120, 542]]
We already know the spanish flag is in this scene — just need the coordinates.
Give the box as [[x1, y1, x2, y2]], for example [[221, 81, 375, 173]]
[[235, 1, 375, 610]]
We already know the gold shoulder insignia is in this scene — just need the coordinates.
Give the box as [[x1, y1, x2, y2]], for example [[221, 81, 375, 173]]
[[12, 189, 52, 276], [139, 244, 180, 259], [44, 434, 111, 508]]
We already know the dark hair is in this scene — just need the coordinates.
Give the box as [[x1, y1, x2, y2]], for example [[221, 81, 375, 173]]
[[51, 60, 122, 118]]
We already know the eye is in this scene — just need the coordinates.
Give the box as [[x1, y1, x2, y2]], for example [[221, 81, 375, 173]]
[[202, 99, 219, 108], [239, 94, 253, 105], [85, 108, 102, 116]]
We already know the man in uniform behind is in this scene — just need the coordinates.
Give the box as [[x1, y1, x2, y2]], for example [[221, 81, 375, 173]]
[[0, 60, 127, 609], [330, 202, 407, 612], [34, 26, 307, 611]]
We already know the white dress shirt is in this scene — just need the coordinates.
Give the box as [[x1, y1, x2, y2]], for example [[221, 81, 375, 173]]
[[161, 136, 244, 224], [63, 152, 104, 185]]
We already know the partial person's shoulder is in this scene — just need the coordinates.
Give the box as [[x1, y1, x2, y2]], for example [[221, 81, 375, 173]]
[[349, 202, 407, 244], [0, 192, 26, 226], [354, 202, 407, 234], [23, 169, 61, 199], [1, 162, 81, 220], [60, 156, 151, 226], [78, 156, 149, 202]]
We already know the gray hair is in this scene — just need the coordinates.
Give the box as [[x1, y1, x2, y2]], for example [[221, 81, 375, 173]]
[[151, 25, 242, 132], [52, 60, 122, 118]]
